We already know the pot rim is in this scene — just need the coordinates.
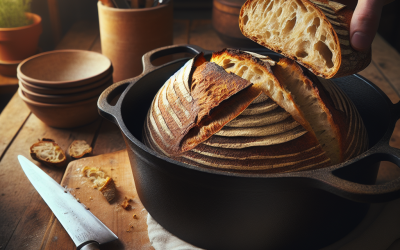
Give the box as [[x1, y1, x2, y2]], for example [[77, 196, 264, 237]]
[[17, 49, 113, 87], [98, 0, 171, 12]]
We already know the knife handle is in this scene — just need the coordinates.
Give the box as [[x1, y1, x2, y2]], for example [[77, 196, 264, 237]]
[[79, 241, 100, 250]]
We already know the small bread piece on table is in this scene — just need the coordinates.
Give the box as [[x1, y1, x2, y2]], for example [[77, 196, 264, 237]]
[[30, 138, 67, 168], [81, 166, 116, 203], [68, 140, 92, 158], [239, 0, 371, 78]]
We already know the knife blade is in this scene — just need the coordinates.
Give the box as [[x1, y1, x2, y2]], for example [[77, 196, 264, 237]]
[[17, 155, 118, 250]]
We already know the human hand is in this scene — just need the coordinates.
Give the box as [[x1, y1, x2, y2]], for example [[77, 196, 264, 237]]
[[350, 0, 392, 52]]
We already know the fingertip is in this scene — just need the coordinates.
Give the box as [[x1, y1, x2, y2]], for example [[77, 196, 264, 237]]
[[351, 31, 372, 52]]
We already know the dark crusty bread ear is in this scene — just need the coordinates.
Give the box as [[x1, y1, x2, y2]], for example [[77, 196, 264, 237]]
[[30, 138, 67, 168], [239, 0, 371, 78], [144, 53, 261, 156]]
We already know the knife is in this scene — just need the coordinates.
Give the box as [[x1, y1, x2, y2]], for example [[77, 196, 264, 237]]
[[17, 155, 118, 250]]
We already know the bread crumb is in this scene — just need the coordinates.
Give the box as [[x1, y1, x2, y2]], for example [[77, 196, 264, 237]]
[[77, 198, 80, 203], [121, 197, 133, 210], [81, 166, 116, 203], [133, 214, 137, 219]]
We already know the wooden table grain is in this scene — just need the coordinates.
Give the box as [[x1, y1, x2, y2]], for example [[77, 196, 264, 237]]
[[0, 17, 400, 250]]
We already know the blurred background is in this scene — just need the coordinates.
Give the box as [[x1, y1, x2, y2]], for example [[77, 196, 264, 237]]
[[30, 0, 400, 53], [1, 0, 400, 113]]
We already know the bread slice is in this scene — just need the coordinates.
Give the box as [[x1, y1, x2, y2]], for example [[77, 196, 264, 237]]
[[30, 138, 67, 168], [68, 140, 92, 158], [239, 0, 371, 78], [211, 48, 314, 134], [81, 166, 116, 203], [211, 50, 368, 166]]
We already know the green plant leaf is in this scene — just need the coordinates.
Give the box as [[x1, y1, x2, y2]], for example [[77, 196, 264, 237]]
[[0, 0, 33, 28]]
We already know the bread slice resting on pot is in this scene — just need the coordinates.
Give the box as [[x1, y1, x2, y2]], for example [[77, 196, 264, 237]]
[[142, 49, 368, 174], [239, 0, 371, 79]]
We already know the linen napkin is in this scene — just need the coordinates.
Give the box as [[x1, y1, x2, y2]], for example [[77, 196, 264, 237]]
[[147, 198, 400, 250], [147, 214, 204, 250]]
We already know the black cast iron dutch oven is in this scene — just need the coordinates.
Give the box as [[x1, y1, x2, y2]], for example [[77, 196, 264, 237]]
[[98, 45, 400, 250]]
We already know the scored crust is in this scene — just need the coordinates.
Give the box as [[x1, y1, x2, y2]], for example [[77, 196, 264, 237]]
[[145, 53, 261, 156], [30, 138, 67, 168], [239, 0, 371, 78], [211, 49, 367, 165]]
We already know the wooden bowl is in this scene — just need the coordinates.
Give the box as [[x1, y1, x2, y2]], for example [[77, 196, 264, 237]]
[[17, 50, 112, 88], [19, 73, 113, 95], [19, 76, 112, 104], [18, 87, 99, 128]]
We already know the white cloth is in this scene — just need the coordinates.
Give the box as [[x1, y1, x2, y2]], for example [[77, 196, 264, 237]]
[[147, 198, 400, 250], [147, 214, 204, 250]]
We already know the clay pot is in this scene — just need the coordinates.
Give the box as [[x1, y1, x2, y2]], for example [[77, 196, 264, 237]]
[[98, 1, 173, 82], [19, 74, 113, 95], [17, 50, 113, 88], [212, 0, 261, 48], [0, 13, 42, 61], [0, 58, 22, 77], [18, 87, 99, 128]]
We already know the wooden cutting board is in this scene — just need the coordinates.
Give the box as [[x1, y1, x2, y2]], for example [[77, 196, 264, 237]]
[[40, 150, 154, 250]]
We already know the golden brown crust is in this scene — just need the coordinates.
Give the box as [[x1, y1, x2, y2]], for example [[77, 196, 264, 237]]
[[146, 56, 260, 156], [211, 48, 315, 134], [98, 177, 116, 203], [239, 0, 371, 78], [30, 138, 67, 168]]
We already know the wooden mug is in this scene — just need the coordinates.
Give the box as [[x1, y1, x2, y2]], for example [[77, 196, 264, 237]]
[[98, 1, 173, 82]]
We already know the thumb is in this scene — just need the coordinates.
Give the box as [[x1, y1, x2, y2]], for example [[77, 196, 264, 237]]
[[350, 0, 383, 52]]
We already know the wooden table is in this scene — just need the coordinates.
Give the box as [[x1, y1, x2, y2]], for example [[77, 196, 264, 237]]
[[1, 17, 400, 250]]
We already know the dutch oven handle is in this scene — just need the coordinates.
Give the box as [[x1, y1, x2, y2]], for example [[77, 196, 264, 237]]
[[311, 101, 400, 203], [98, 78, 133, 124], [141, 44, 212, 74], [98, 44, 211, 124]]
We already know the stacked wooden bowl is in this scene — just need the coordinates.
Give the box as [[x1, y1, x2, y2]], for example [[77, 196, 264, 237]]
[[17, 50, 113, 128]]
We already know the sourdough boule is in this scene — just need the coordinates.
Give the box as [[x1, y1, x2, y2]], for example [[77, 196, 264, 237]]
[[143, 50, 368, 173]]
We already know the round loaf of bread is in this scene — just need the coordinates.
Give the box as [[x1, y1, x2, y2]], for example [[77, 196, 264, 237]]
[[143, 50, 368, 173]]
